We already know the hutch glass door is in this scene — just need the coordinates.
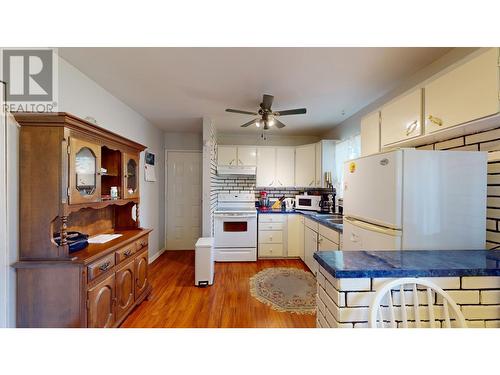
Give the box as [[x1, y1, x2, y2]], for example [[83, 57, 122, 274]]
[[69, 137, 101, 204], [123, 153, 139, 199]]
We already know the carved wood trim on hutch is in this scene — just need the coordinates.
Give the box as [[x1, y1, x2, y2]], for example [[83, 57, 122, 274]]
[[13, 112, 152, 328]]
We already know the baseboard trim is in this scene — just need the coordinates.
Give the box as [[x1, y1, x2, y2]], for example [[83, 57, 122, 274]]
[[149, 247, 167, 264]]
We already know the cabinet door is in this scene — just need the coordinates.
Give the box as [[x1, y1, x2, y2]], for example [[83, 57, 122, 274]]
[[425, 48, 500, 133], [318, 235, 338, 251], [134, 249, 148, 299], [287, 214, 304, 258], [304, 226, 318, 274], [380, 88, 422, 146], [361, 111, 380, 156], [218, 146, 237, 166], [256, 147, 276, 187], [295, 144, 316, 187], [275, 147, 295, 187], [115, 258, 135, 322], [237, 146, 256, 166], [315, 142, 322, 187], [123, 153, 139, 199], [69, 137, 101, 204], [87, 273, 115, 328]]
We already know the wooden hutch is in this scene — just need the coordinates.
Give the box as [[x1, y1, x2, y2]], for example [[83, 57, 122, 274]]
[[13, 112, 152, 328]]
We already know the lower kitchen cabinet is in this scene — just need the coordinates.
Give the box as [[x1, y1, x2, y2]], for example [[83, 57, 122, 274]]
[[304, 226, 319, 275], [87, 273, 116, 328], [115, 258, 136, 322], [287, 214, 304, 258]]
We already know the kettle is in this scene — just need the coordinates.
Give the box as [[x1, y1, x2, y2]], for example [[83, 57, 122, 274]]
[[283, 198, 295, 211]]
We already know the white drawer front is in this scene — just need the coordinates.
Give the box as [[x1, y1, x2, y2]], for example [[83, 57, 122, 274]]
[[259, 214, 285, 223], [259, 222, 284, 231], [259, 243, 284, 257], [259, 230, 283, 243], [319, 224, 340, 245], [304, 217, 319, 232]]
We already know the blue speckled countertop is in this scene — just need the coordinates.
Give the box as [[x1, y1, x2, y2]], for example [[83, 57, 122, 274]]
[[257, 208, 343, 233], [314, 250, 500, 278]]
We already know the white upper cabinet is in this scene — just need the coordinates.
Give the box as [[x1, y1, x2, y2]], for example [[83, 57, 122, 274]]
[[275, 147, 295, 187], [256, 147, 276, 187], [218, 145, 237, 166], [425, 48, 500, 134], [236, 146, 257, 166], [360, 111, 380, 156], [380, 88, 423, 147], [295, 143, 316, 187], [315, 140, 335, 188]]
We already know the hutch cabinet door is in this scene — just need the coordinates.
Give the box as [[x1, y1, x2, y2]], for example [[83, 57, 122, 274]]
[[115, 258, 135, 322], [69, 138, 102, 204], [134, 249, 148, 299], [87, 273, 115, 328], [123, 152, 140, 199]]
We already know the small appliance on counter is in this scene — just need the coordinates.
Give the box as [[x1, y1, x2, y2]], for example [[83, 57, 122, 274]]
[[258, 191, 270, 210], [295, 194, 321, 211], [283, 197, 295, 211], [319, 190, 336, 213]]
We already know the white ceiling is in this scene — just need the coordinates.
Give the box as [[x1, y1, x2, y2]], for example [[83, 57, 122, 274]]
[[59, 47, 452, 135]]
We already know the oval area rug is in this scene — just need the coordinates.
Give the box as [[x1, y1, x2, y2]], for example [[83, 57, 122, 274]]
[[249, 267, 316, 315]]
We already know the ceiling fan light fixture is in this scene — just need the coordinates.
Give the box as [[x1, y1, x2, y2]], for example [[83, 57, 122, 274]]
[[255, 120, 261, 128]]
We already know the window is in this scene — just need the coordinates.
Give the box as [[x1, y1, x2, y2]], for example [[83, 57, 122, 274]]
[[334, 134, 360, 197]]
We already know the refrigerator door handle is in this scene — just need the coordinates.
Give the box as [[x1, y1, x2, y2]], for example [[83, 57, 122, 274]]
[[344, 217, 402, 237]]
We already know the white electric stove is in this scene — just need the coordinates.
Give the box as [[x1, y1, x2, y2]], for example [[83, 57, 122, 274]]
[[213, 193, 257, 262]]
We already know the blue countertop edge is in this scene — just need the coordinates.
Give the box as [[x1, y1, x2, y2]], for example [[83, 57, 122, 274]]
[[314, 250, 500, 279], [257, 208, 343, 233]]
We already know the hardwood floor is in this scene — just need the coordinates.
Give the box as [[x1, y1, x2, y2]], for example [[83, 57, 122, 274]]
[[121, 250, 316, 328]]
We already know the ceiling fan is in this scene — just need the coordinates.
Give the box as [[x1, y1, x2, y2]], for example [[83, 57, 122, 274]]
[[226, 94, 307, 130]]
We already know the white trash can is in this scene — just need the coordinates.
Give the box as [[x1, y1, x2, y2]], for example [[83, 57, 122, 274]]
[[195, 237, 214, 287]]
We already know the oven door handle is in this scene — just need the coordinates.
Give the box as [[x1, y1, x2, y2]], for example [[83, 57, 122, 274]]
[[214, 214, 257, 218]]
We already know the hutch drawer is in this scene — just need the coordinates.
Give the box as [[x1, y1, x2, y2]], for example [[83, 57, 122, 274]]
[[116, 242, 136, 264], [135, 235, 148, 252], [88, 253, 115, 281]]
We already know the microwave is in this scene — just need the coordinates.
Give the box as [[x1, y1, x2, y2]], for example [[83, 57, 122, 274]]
[[295, 195, 321, 211]]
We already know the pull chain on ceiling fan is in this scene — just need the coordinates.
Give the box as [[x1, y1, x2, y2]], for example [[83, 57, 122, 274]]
[[225, 94, 307, 130]]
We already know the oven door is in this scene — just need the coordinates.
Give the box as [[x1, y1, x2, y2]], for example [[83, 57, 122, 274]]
[[214, 214, 257, 248]]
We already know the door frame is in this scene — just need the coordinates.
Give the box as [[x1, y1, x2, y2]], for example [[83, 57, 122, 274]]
[[0, 81, 7, 327], [164, 149, 202, 250]]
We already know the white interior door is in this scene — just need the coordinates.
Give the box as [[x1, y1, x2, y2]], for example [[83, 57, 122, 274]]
[[0, 82, 7, 327], [166, 151, 202, 250]]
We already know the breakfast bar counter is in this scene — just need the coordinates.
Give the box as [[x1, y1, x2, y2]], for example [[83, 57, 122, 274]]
[[313, 250, 500, 328]]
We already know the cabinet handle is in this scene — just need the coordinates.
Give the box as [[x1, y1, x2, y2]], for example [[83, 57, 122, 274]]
[[99, 261, 111, 271], [229, 159, 235, 165], [278, 180, 283, 186], [309, 180, 314, 186], [406, 120, 419, 136], [269, 180, 274, 186], [124, 250, 132, 257], [238, 159, 243, 165], [428, 115, 443, 127]]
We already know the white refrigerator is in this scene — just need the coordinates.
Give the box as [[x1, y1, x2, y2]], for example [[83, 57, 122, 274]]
[[342, 149, 487, 251]]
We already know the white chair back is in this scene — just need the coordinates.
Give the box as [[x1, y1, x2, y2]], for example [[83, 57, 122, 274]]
[[369, 277, 467, 328]]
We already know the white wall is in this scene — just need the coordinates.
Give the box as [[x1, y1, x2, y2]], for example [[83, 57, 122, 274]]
[[323, 47, 479, 141], [58, 57, 166, 259], [218, 132, 321, 146], [164, 130, 203, 151]]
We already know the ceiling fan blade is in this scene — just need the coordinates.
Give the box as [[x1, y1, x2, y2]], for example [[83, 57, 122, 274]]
[[226, 108, 258, 115], [261, 94, 274, 110], [273, 118, 286, 129], [240, 119, 257, 127], [274, 108, 307, 116]]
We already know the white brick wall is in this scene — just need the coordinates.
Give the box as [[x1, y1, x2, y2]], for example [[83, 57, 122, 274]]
[[316, 265, 500, 328]]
